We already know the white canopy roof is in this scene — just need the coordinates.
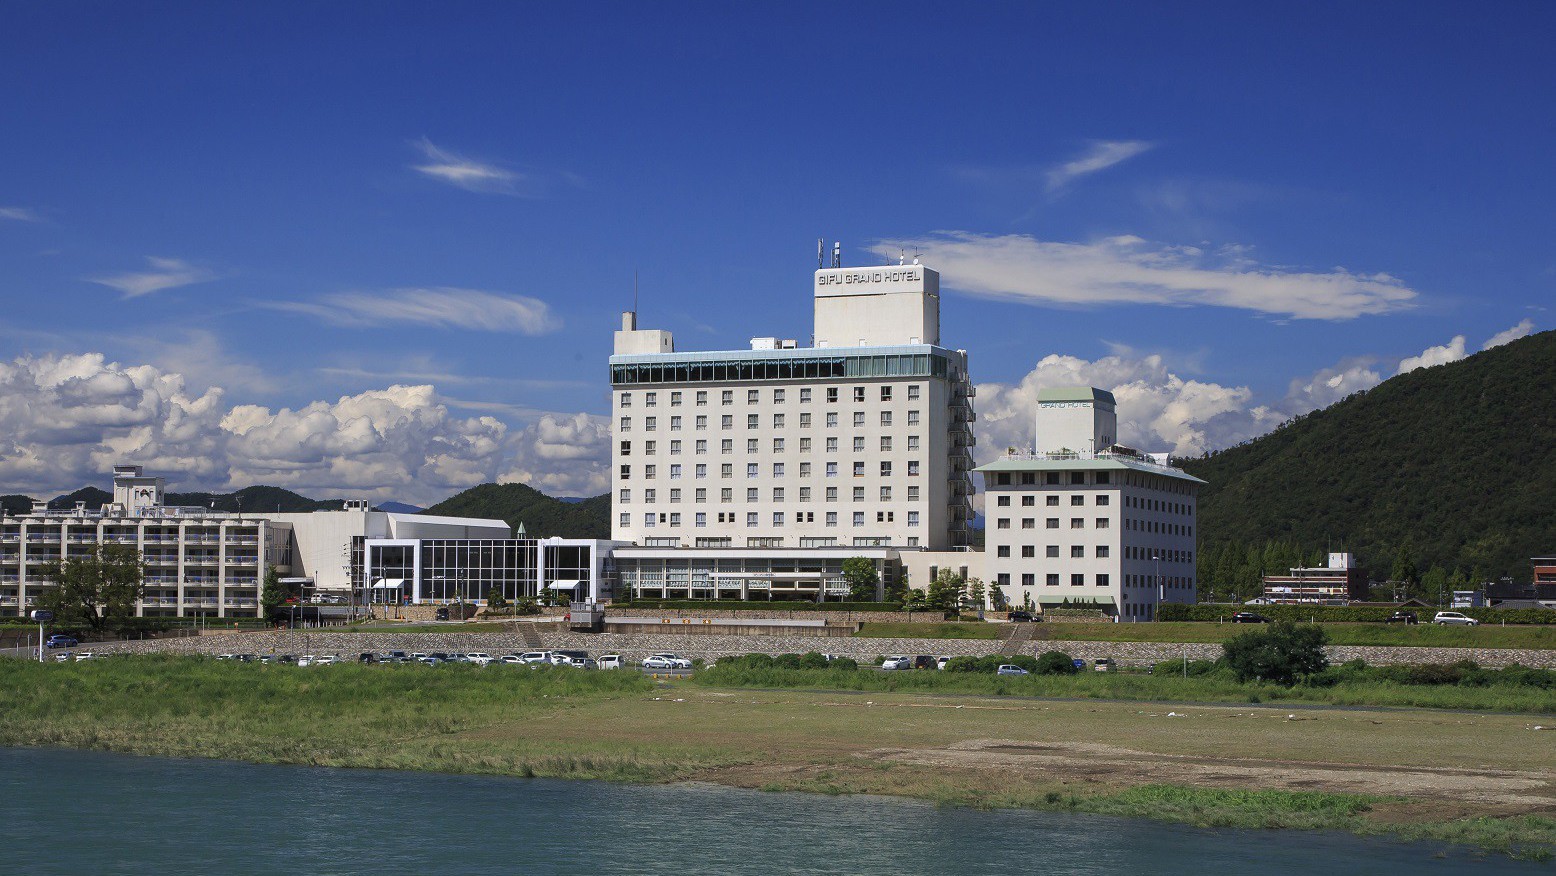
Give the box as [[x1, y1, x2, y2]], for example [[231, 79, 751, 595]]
[[547, 580, 582, 590]]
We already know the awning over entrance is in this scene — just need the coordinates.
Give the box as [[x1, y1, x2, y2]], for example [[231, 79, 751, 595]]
[[547, 580, 582, 590], [371, 578, 405, 590]]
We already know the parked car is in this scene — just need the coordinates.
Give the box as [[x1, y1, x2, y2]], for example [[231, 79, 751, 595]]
[[1231, 612, 1271, 623], [314, 655, 338, 666], [497, 655, 524, 665], [1007, 611, 1036, 623], [434, 607, 450, 621], [642, 655, 680, 670], [1383, 611, 1418, 625], [1071, 658, 1088, 670], [1093, 658, 1115, 672], [1433, 611, 1479, 626], [465, 653, 494, 666], [912, 655, 938, 670], [215, 653, 238, 661], [880, 655, 913, 671], [936, 656, 952, 671], [597, 654, 624, 670], [276, 654, 297, 664], [73, 651, 97, 661], [296, 654, 316, 666], [45, 634, 78, 649], [407, 652, 429, 662], [570, 657, 598, 670], [518, 651, 553, 664], [53, 652, 71, 662], [996, 664, 1030, 676], [647, 653, 692, 669]]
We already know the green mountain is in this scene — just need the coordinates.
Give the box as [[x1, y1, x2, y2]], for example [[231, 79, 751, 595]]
[[1183, 329, 1556, 591], [48, 487, 114, 509], [1, 495, 37, 515], [421, 483, 611, 539], [164, 485, 344, 513]]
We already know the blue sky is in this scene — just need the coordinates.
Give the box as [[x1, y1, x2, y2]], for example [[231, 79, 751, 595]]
[[1, 2, 1551, 503]]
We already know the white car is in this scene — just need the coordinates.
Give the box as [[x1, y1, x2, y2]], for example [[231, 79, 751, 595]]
[[73, 651, 97, 661], [1433, 611, 1479, 626], [649, 653, 692, 669], [314, 655, 338, 666], [498, 655, 524, 665], [296, 654, 316, 666], [465, 652, 494, 666], [597, 654, 623, 670], [518, 651, 552, 664], [642, 655, 689, 670], [881, 656, 913, 671]]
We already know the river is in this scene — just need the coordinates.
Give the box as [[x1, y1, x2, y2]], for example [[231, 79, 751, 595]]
[[1, 747, 1539, 874]]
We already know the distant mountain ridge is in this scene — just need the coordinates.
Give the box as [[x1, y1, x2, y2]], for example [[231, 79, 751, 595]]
[[421, 483, 610, 539], [1183, 329, 1556, 582]]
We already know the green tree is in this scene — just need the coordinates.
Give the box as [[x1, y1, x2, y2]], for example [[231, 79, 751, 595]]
[[259, 564, 288, 615], [1420, 566, 1449, 607], [1222, 621, 1329, 685], [926, 569, 964, 617], [902, 588, 928, 611], [486, 587, 510, 612], [963, 576, 986, 611], [841, 556, 880, 602], [35, 543, 145, 632], [1390, 542, 1420, 598], [1447, 567, 1469, 590]]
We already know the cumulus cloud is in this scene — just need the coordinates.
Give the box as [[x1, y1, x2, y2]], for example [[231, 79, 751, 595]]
[[89, 256, 217, 298], [1483, 318, 1535, 350], [1395, 335, 1467, 375], [871, 232, 1418, 320], [269, 287, 560, 334], [498, 412, 611, 496], [1284, 357, 1383, 413], [410, 137, 523, 194], [1047, 140, 1154, 191], [0, 206, 41, 222]]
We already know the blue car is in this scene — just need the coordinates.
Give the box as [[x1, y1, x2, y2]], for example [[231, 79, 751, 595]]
[[1071, 658, 1088, 671], [45, 634, 78, 649]]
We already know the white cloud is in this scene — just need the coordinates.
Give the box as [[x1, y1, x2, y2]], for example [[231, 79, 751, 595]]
[[1047, 140, 1154, 190], [89, 256, 217, 298], [1483, 318, 1534, 350], [871, 232, 1417, 320], [1395, 335, 1467, 375], [1284, 357, 1383, 413], [410, 137, 523, 194], [498, 412, 611, 496], [269, 287, 560, 334], [0, 206, 41, 222]]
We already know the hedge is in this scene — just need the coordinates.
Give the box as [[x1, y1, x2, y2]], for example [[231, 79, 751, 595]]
[[620, 599, 904, 613], [1158, 604, 1556, 625]]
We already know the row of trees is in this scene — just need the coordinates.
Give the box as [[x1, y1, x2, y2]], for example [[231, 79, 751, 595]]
[[1197, 539, 1501, 605], [840, 558, 991, 616]]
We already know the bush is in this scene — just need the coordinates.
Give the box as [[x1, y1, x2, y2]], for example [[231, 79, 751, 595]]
[[829, 657, 859, 671], [1152, 658, 1223, 678], [621, 600, 902, 613], [1158, 603, 1556, 625], [1034, 650, 1079, 675], [772, 653, 804, 669], [1222, 621, 1329, 685], [799, 652, 829, 670]]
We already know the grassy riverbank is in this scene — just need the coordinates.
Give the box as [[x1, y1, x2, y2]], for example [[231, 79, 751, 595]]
[[3, 657, 1554, 859], [857, 619, 1556, 649]]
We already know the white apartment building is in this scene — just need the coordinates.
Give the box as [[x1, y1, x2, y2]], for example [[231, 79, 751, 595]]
[[977, 388, 1203, 621], [608, 258, 976, 600], [0, 465, 290, 619]]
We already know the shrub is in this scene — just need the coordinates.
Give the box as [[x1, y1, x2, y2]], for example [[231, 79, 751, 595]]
[[829, 657, 859, 671], [943, 656, 982, 673], [773, 653, 804, 669], [1034, 650, 1079, 675], [1222, 621, 1329, 685], [799, 652, 829, 670]]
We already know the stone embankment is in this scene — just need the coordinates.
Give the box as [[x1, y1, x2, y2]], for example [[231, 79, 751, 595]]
[[65, 626, 1556, 669]]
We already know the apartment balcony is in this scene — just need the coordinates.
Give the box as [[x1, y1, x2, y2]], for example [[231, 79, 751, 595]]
[[0, 532, 20, 542], [225, 537, 259, 545], [223, 598, 258, 608], [103, 535, 139, 544], [183, 556, 220, 566], [25, 555, 61, 565], [225, 555, 259, 565], [26, 534, 61, 543], [226, 577, 258, 586]]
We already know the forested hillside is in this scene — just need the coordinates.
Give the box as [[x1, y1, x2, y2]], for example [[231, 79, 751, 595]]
[[421, 483, 610, 539], [1184, 330, 1556, 597]]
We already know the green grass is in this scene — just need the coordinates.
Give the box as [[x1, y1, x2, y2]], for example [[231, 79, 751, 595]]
[[1038, 621, 1556, 649], [854, 622, 1002, 640]]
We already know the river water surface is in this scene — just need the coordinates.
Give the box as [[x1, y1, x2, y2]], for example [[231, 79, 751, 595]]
[[1, 747, 1541, 875]]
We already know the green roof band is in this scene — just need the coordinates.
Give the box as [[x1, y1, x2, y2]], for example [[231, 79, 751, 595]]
[[1036, 386, 1116, 405]]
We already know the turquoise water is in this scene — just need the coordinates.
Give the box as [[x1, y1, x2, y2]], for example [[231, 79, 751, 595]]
[[0, 748, 1540, 874]]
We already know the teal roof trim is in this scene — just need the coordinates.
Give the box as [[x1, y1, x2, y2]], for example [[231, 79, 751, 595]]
[[974, 456, 1206, 485]]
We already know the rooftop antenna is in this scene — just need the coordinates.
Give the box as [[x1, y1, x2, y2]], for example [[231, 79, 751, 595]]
[[899, 248, 905, 266], [817, 238, 824, 269], [633, 270, 639, 315], [832, 241, 841, 269], [912, 246, 922, 266]]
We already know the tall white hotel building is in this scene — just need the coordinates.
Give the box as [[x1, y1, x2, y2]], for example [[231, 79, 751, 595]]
[[609, 259, 977, 600]]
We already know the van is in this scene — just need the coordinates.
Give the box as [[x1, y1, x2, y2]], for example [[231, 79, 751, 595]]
[[598, 654, 624, 670], [1093, 658, 1114, 672]]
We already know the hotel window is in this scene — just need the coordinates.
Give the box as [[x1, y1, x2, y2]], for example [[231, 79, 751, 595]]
[[721, 488, 732, 503], [670, 440, 681, 455], [619, 416, 631, 432], [1071, 518, 1084, 529], [695, 513, 706, 528], [1046, 473, 1060, 485], [619, 464, 631, 480], [1022, 573, 1035, 587], [644, 440, 656, 454], [853, 437, 865, 452], [799, 462, 812, 477], [879, 411, 893, 426], [669, 489, 681, 503], [620, 392, 632, 408], [826, 387, 839, 403], [722, 439, 733, 453], [773, 512, 785, 527], [1096, 495, 1109, 506], [879, 486, 891, 501], [997, 573, 1010, 587], [852, 412, 865, 427], [1022, 545, 1035, 558], [826, 412, 838, 427], [880, 386, 892, 401], [1047, 574, 1060, 586], [746, 488, 758, 502], [747, 438, 759, 453], [907, 486, 919, 501], [773, 438, 785, 452], [1071, 574, 1084, 586], [799, 487, 811, 502], [1046, 518, 1059, 529], [1046, 496, 1059, 506], [906, 510, 919, 527], [826, 462, 838, 477], [773, 413, 785, 428], [1046, 545, 1059, 558], [1071, 545, 1085, 558], [772, 463, 785, 477], [746, 513, 758, 526], [880, 461, 892, 477], [906, 410, 920, 425], [696, 440, 707, 454], [669, 464, 682, 479], [747, 414, 759, 429], [695, 416, 707, 430], [721, 415, 733, 429], [907, 385, 920, 401], [1022, 518, 1035, 529], [799, 438, 811, 452], [799, 412, 812, 428], [907, 435, 919, 451], [696, 391, 707, 406], [852, 487, 865, 502], [670, 391, 682, 407], [1096, 518, 1109, 529], [1096, 472, 1110, 485], [997, 545, 1010, 558], [747, 390, 759, 404], [996, 496, 1010, 508], [1022, 473, 1036, 485], [826, 437, 838, 452], [746, 463, 758, 478], [826, 512, 838, 527], [618, 489, 630, 503], [906, 461, 920, 476], [852, 512, 865, 527], [695, 464, 707, 479], [643, 514, 655, 528], [1071, 472, 1085, 485], [1097, 574, 1110, 587], [825, 486, 839, 502], [853, 461, 865, 477], [721, 463, 733, 478], [619, 512, 629, 526], [645, 392, 657, 407], [1071, 495, 1084, 506], [1096, 546, 1110, 558], [773, 389, 785, 403], [875, 511, 893, 523], [773, 488, 785, 502], [722, 390, 733, 405], [1021, 496, 1035, 507], [695, 488, 706, 502], [619, 440, 631, 456], [880, 436, 892, 451], [996, 518, 1010, 529], [644, 465, 656, 479], [853, 386, 866, 402]]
